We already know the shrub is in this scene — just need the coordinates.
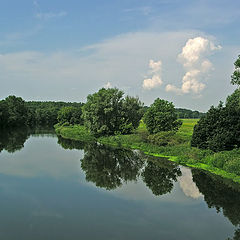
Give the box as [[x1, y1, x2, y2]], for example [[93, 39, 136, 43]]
[[147, 131, 184, 146]]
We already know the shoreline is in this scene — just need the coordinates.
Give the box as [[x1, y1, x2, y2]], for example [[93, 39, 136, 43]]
[[55, 123, 240, 184]]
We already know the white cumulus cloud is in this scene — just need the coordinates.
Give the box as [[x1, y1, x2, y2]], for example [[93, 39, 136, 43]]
[[178, 168, 202, 199], [166, 36, 221, 95], [104, 82, 112, 88], [143, 60, 163, 90]]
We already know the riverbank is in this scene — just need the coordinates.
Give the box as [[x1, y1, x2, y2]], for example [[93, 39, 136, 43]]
[[55, 120, 240, 184]]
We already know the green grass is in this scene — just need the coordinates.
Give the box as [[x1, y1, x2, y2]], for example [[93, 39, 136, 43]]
[[54, 119, 240, 184], [176, 119, 198, 140], [55, 123, 95, 142]]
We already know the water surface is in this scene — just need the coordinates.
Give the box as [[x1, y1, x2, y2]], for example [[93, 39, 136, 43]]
[[0, 128, 240, 240]]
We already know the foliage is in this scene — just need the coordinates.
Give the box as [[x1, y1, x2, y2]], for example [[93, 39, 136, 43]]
[[56, 119, 240, 182], [0, 100, 8, 128], [191, 90, 240, 152], [4, 96, 28, 127], [231, 55, 240, 86], [147, 131, 185, 146], [26, 100, 83, 126], [0, 95, 83, 128], [57, 106, 83, 125], [175, 108, 205, 119], [82, 88, 144, 136], [55, 124, 95, 142], [143, 98, 182, 134]]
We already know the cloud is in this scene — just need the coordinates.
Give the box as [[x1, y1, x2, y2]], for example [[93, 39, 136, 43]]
[[124, 6, 152, 16], [143, 60, 163, 90], [35, 11, 67, 20], [33, 1, 67, 20], [0, 30, 233, 112], [166, 37, 221, 95], [178, 168, 202, 199], [104, 82, 112, 88]]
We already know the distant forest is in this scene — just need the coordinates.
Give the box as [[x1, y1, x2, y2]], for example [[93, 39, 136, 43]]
[[0, 95, 204, 129], [175, 108, 205, 119]]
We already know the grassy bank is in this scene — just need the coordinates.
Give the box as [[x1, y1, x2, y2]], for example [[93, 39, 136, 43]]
[[55, 120, 240, 184]]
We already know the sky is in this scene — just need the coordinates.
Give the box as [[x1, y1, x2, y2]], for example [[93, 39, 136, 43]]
[[0, 0, 240, 111]]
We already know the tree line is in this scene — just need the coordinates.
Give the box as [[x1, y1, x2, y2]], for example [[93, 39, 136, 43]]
[[1, 55, 240, 153], [0, 96, 83, 128], [191, 55, 240, 152]]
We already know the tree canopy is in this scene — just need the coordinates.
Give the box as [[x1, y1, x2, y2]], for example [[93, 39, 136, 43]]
[[82, 88, 144, 136], [191, 90, 240, 152], [57, 106, 83, 125], [0, 95, 83, 128], [231, 55, 240, 86], [143, 98, 182, 134]]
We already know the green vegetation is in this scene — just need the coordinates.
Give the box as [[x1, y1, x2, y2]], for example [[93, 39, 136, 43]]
[[143, 98, 182, 134], [55, 124, 95, 142], [191, 89, 240, 152], [175, 108, 205, 119], [55, 118, 240, 183], [82, 88, 144, 136], [231, 55, 240, 86], [57, 106, 83, 125], [0, 95, 83, 128]]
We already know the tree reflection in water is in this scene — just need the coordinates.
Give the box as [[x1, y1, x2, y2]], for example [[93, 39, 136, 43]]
[[0, 127, 55, 153], [79, 142, 182, 195], [142, 158, 182, 196], [57, 136, 85, 150], [192, 170, 240, 240], [0, 128, 30, 153], [81, 143, 144, 190]]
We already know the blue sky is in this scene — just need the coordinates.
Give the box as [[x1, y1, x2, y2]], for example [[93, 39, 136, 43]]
[[1, 0, 240, 111]]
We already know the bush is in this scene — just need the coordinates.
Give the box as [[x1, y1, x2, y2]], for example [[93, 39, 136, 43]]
[[147, 131, 184, 146], [143, 98, 182, 134]]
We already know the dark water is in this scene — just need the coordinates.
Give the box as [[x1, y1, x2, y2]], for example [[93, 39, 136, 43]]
[[0, 128, 240, 240]]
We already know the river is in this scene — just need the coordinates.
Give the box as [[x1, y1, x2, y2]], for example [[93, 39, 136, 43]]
[[0, 128, 239, 240]]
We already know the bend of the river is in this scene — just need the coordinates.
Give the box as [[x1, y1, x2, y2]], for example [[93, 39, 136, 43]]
[[0, 128, 239, 240]]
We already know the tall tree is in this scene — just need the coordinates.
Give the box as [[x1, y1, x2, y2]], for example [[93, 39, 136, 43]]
[[82, 88, 143, 136], [4, 96, 28, 127]]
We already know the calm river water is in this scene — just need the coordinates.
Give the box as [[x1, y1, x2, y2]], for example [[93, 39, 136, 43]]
[[0, 128, 240, 240]]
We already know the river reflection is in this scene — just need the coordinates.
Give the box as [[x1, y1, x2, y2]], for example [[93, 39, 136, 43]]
[[0, 127, 55, 153], [57, 135, 240, 239], [192, 170, 240, 240], [58, 137, 182, 195], [0, 129, 240, 240]]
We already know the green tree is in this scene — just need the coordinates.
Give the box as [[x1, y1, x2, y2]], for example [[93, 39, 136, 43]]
[[82, 88, 143, 136], [143, 98, 182, 134], [57, 106, 83, 125], [231, 55, 240, 86], [4, 96, 28, 127], [0, 100, 8, 128], [191, 91, 240, 151], [120, 95, 144, 133]]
